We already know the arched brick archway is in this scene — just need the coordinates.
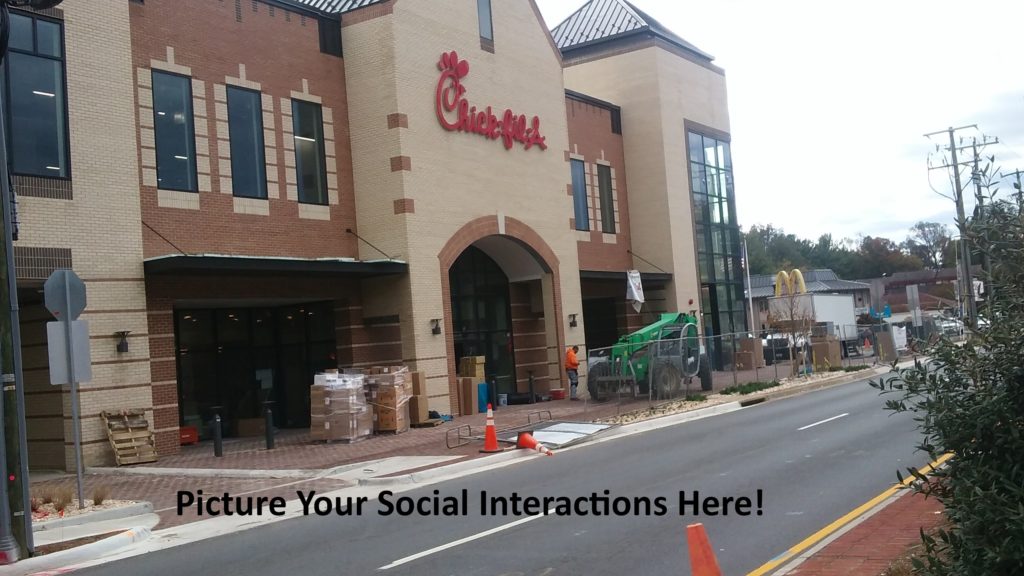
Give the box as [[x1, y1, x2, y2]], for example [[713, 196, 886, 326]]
[[438, 216, 565, 414]]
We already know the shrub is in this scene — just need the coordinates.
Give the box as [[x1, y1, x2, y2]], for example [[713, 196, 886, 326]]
[[29, 497, 41, 512], [52, 486, 75, 512], [844, 364, 870, 372], [39, 489, 53, 505], [720, 380, 780, 395], [683, 394, 707, 402], [92, 485, 110, 506], [871, 198, 1024, 575]]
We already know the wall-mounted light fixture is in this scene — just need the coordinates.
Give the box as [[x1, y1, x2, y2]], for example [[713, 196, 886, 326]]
[[430, 319, 442, 335], [115, 331, 131, 353], [568, 314, 578, 328]]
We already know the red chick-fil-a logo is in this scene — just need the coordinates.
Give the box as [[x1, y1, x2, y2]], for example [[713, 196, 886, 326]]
[[435, 50, 547, 152]]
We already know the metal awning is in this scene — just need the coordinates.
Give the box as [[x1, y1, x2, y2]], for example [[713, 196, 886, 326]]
[[144, 254, 407, 278], [580, 270, 672, 284]]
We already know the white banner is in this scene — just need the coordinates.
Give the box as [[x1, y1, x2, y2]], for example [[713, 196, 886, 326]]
[[626, 270, 645, 313]]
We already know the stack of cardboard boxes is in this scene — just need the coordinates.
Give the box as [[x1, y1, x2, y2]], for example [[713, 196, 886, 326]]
[[310, 371, 373, 443], [458, 356, 486, 416], [409, 371, 430, 425], [366, 366, 413, 434]]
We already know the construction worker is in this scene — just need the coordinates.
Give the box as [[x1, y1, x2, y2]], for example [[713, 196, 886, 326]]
[[565, 345, 580, 400]]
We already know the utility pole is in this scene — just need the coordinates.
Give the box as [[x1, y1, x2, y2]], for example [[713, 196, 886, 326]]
[[925, 125, 977, 329], [971, 136, 997, 292], [1004, 168, 1024, 208]]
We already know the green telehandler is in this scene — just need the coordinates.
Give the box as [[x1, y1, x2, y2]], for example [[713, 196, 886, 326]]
[[586, 312, 711, 402]]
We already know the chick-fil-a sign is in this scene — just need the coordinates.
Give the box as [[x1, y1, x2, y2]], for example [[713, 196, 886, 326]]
[[435, 51, 547, 152]]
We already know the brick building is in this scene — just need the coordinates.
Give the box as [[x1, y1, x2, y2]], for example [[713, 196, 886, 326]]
[[2, 0, 743, 469]]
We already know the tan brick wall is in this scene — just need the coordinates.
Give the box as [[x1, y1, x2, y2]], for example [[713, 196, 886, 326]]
[[343, 1, 584, 411], [14, 0, 151, 470], [563, 43, 731, 323]]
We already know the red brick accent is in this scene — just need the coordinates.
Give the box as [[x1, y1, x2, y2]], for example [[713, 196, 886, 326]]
[[566, 96, 633, 272], [387, 113, 408, 129], [393, 198, 415, 214], [130, 0, 359, 261], [438, 216, 564, 415], [340, 0, 395, 27], [390, 156, 412, 172]]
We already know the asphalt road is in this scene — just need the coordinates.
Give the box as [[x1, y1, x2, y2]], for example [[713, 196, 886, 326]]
[[76, 377, 926, 576]]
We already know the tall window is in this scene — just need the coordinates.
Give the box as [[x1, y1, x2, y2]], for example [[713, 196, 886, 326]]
[[227, 86, 266, 199], [477, 0, 493, 40], [291, 99, 327, 205], [0, 11, 69, 178], [689, 131, 745, 341], [152, 71, 197, 192], [570, 159, 588, 231], [598, 164, 615, 233]]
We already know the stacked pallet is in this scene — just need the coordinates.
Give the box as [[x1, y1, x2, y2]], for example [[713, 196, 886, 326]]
[[310, 371, 373, 443], [366, 366, 412, 434], [101, 410, 157, 466]]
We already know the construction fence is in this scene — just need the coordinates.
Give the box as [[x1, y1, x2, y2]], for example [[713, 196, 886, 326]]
[[582, 321, 961, 407]]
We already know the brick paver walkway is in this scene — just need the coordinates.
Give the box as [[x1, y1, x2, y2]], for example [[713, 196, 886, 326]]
[[788, 490, 945, 575]]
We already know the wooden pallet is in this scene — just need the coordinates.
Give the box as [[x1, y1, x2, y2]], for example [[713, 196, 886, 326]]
[[101, 410, 157, 466]]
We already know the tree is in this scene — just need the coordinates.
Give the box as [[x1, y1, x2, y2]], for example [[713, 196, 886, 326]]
[[870, 199, 1024, 575], [906, 221, 953, 269]]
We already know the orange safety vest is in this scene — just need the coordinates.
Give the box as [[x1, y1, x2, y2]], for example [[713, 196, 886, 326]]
[[565, 348, 579, 371]]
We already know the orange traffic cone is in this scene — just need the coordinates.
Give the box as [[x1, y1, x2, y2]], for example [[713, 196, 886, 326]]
[[686, 523, 722, 576], [517, 431, 553, 456], [480, 403, 502, 453]]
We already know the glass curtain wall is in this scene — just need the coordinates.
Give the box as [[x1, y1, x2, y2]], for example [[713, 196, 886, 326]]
[[689, 132, 746, 363]]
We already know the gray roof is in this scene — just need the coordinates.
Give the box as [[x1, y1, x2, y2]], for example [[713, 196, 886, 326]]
[[551, 0, 713, 61], [279, 0, 386, 15], [746, 269, 871, 299]]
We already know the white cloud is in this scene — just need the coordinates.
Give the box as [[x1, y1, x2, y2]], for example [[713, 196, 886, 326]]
[[538, 0, 1024, 242]]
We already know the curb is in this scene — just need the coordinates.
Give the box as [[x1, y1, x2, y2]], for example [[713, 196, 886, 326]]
[[86, 466, 321, 480], [742, 365, 892, 405], [33, 502, 154, 533], [19, 527, 152, 576]]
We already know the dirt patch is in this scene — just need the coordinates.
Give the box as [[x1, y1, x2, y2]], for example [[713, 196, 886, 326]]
[[31, 499, 136, 523], [33, 531, 124, 556]]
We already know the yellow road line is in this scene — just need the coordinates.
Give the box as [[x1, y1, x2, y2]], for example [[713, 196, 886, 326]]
[[746, 453, 952, 576]]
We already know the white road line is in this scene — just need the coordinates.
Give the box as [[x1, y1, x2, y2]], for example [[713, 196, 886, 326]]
[[378, 509, 554, 570], [797, 412, 849, 431]]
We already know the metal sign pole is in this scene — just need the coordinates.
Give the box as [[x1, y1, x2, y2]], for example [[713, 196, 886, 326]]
[[63, 276, 84, 508]]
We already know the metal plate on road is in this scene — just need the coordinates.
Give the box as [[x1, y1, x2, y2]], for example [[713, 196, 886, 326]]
[[44, 269, 86, 320]]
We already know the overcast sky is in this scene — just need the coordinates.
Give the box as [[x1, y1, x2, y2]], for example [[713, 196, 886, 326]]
[[537, 0, 1024, 244]]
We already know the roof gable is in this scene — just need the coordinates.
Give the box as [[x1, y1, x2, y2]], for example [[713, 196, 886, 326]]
[[551, 0, 712, 61]]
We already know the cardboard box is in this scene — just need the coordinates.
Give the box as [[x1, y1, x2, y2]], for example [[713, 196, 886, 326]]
[[811, 339, 842, 369], [323, 407, 372, 438], [738, 337, 767, 368], [411, 371, 427, 396], [374, 402, 409, 433], [409, 395, 429, 424], [460, 377, 478, 416]]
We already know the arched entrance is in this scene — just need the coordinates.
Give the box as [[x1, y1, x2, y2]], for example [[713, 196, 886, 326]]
[[439, 216, 566, 412], [449, 246, 516, 395]]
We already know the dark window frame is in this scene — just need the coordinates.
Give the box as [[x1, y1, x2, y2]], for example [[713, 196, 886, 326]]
[[317, 16, 342, 57], [291, 99, 328, 206], [597, 163, 615, 234], [1, 10, 71, 180], [570, 158, 589, 231], [151, 69, 199, 193], [226, 85, 267, 200]]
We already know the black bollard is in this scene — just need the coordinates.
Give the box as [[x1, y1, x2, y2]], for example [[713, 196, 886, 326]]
[[213, 414, 223, 457], [264, 408, 275, 450]]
